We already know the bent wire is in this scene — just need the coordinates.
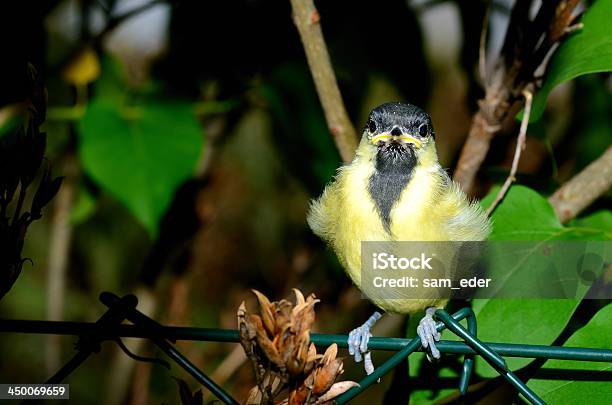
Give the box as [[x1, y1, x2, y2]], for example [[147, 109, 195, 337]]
[[2, 292, 611, 405]]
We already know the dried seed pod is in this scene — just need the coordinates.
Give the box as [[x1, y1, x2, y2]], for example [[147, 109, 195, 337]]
[[275, 300, 293, 335], [237, 301, 247, 317], [321, 343, 338, 365], [288, 388, 308, 405], [239, 289, 356, 405], [244, 386, 262, 405], [251, 314, 284, 367], [276, 323, 293, 356], [290, 369, 316, 405], [257, 337, 284, 367], [252, 289, 276, 336], [303, 343, 321, 375], [237, 302, 249, 335], [315, 381, 360, 404], [313, 358, 343, 395], [291, 299, 317, 336], [285, 348, 304, 377], [307, 343, 322, 363], [287, 331, 310, 377], [238, 302, 258, 341], [306, 293, 318, 304], [293, 288, 305, 306], [247, 314, 265, 337]]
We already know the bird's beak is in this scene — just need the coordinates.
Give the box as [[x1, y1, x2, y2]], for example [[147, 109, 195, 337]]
[[370, 133, 422, 149]]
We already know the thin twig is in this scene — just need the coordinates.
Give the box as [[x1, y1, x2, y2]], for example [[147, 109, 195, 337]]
[[486, 90, 532, 216], [289, 0, 357, 163], [453, 0, 582, 194], [549, 147, 612, 223]]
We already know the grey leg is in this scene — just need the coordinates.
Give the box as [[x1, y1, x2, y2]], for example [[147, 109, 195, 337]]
[[417, 307, 441, 360], [348, 311, 382, 375]]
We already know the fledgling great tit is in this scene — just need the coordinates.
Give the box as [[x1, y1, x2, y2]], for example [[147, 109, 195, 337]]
[[308, 102, 490, 372]]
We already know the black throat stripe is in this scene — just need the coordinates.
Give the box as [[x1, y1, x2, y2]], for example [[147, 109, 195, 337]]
[[367, 148, 416, 233]]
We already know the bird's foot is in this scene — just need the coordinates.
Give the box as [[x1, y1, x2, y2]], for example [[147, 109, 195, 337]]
[[417, 307, 441, 361], [348, 311, 382, 375]]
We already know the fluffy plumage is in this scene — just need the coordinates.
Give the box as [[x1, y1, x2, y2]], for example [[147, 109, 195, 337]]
[[308, 103, 490, 314]]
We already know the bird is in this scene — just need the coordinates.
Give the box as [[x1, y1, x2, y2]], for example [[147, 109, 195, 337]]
[[307, 102, 490, 374]]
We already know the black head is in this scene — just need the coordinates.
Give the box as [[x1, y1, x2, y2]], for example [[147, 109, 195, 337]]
[[364, 102, 434, 167], [365, 102, 434, 145]]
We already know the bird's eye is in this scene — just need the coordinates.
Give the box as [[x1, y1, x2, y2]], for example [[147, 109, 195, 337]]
[[418, 123, 429, 137], [368, 120, 377, 133]]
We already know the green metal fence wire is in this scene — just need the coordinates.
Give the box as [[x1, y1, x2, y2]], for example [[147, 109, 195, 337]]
[[1, 292, 611, 405]]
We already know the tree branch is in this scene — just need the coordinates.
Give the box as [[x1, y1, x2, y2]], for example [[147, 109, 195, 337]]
[[289, 0, 358, 163], [454, 0, 581, 194], [549, 147, 612, 223]]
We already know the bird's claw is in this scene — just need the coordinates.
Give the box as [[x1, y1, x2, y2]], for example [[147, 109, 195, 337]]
[[347, 312, 382, 375], [348, 324, 371, 363], [417, 307, 441, 360]]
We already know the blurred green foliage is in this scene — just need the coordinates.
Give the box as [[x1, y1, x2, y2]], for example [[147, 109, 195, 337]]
[[78, 59, 204, 237], [69, 184, 96, 224], [261, 63, 340, 192], [78, 99, 203, 237], [530, 0, 612, 121], [483, 186, 610, 241], [1, 0, 611, 403], [471, 186, 610, 376], [527, 303, 612, 403], [571, 211, 612, 234], [410, 186, 611, 402], [568, 75, 612, 172]]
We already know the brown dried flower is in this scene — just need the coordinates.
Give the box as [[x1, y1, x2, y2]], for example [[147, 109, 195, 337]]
[[238, 289, 358, 405]]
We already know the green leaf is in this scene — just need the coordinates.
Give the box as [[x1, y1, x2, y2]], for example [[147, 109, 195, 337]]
[[470, 186, 609, 377], [527, 303, 612, 403], [570, 210, 612, 236], [481, 185, 563, 241], [470, 299, 582, 377], [529, 0, 612, 121], [78, 100, 203, 237], [481, 186, 609, 241]]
